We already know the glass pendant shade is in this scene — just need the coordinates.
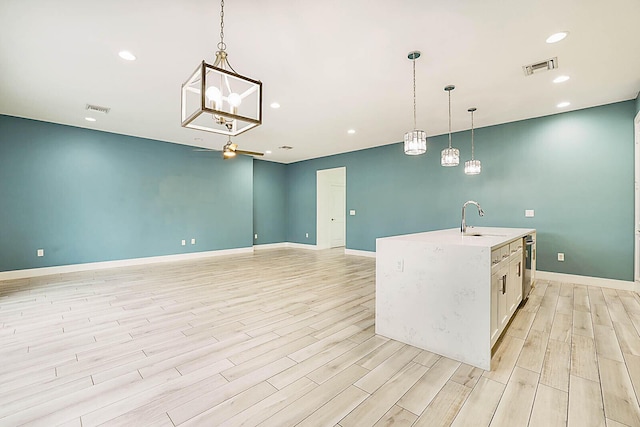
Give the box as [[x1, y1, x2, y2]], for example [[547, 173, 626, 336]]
[[441, 85, 459, 167], [441, 147, 460, 166], [403, 51, 426, 156], [404, 130, 427, 155], [464, 159, 481, 175], [465, 107, 481, 175]]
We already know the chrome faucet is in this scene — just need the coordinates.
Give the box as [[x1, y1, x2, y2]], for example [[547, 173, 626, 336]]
[[461, 200, 485, 233]]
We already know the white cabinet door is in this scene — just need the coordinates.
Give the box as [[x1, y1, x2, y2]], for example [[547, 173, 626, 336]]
[[491, 270, 500, 346], [508, 250, 524, 315], [491, 265, 508, 346], [491, 238, 527, 348], [498, 269, 509, 330]]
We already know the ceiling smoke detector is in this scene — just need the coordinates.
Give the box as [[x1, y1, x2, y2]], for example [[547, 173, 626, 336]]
[[279, 145, 293, 150], [85, 104, 111, 114], [522, 57, 558, 76]]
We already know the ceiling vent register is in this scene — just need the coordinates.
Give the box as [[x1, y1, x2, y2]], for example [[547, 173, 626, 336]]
[[522, 57, 558, 76], [85, 104, 111, 114]]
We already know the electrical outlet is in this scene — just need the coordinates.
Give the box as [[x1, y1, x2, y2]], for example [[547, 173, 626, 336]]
[[558, 252, 565, 262], [181, 240, 186, 246], [349, 210, 356, 216], [394, 259, 404, 272], [37, 248, 44, 257], [191, 238, 196, 245], [305, 233, 309, 238], [254, 233, 258, 240], [525, 209, 535, 217]]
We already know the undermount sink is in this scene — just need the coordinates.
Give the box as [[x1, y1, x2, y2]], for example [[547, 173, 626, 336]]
[[463, 232, 507, 237]]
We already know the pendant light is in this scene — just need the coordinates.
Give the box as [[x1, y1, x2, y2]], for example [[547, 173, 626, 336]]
[[441, 85, 460, 167], [464, 108, 482, 175], [181, 0, 262, 136], [403, 51, 427, 155]]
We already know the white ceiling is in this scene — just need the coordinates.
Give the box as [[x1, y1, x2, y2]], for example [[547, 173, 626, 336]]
[[1, 0, 639, 164]]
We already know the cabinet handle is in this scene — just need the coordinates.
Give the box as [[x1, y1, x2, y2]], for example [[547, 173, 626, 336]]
[[533, 249, 536, 261], [517, 261, 521, 277], [502, 275, 507, 294]]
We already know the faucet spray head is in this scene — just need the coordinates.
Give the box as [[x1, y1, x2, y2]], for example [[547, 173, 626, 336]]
[[479, 207, 485, 216]]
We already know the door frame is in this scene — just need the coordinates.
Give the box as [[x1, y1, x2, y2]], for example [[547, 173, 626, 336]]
[[634, 109, 640, 291], [316, 167, 346, 250]]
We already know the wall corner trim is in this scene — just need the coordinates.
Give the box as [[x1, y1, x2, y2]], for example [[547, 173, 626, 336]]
[[0, 247, 254, 281], [536, 271, 636, 292], [344, 249, 376, 258]]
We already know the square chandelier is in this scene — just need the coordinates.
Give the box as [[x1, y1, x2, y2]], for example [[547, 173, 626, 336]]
[[181, 60, 262, 136]]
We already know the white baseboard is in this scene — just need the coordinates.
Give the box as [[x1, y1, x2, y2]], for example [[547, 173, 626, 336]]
[[536, 271, 637, 292], [253, 243, 289, 250], [344, 249, 376, 258], [284, 242, 318, 250], [0, 247, 254, 281]]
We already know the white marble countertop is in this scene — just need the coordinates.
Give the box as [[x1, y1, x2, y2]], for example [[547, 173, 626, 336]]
[[376, 226, 536, 370], [378, 227, 535, 249]]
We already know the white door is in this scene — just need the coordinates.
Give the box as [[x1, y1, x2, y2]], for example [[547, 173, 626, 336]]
[[316, 167, 346, 250], [329, 183, 345, 247]]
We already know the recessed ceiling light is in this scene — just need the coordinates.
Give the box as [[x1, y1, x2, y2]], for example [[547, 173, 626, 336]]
[[265, 150, 272, 154], [270, 102, 280, 109], [85, 117, 96, 122], [553, 75, 570, 83], [557, 101, 571, 108], [118, 50, 136, 61], [347, 129, 356, 134], [546, 32, 568, 44]]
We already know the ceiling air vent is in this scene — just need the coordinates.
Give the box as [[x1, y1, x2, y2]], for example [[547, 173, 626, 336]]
[[522, 57, 558, 76], [85, 104, 111, 114], [279, 145, 293, 150]]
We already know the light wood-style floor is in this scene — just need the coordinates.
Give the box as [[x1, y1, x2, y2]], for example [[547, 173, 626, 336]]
[[1, 248, 640, 426]]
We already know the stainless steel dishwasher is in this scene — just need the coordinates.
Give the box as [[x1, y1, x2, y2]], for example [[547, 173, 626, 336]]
[[523, 233, 536, 300]]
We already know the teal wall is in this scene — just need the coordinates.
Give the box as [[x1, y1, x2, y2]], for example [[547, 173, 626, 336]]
[[0, 115, 253, 271], [286, 101, 635, 281], [253, 159, 287, 244], [636, 92, 640, 115], [1, 100, 636, 281]]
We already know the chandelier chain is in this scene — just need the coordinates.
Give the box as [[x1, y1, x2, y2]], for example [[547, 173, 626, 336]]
[[412, 59, 417, 130], [471, 110, 475, 160], [218, 0, 226, 51], [448, 90, 452, 149]]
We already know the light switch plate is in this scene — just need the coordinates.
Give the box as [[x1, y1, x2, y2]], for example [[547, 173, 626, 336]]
[[181, 240, 186, 246], [525, 210, 535, 217], [349, 210, 356, 216], [558, 253, 565, 261], [37, 249, 44, 257], [191, 238, 196, 245]]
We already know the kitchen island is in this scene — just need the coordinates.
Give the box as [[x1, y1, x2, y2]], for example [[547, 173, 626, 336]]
[[375, 227, 536, 370]]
